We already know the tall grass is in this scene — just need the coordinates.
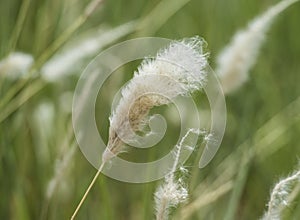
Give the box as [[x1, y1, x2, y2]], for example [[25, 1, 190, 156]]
[[0, 0, 300, 219]]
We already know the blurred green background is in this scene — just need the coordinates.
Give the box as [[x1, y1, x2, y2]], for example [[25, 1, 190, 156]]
[[0, 0, 300, 219]]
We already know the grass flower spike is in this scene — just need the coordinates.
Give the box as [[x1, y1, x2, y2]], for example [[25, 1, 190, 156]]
[[262, 169, 300, 220], [154, 129, 200, 220], [216, 0, 299, 94], [103, 36, 208, 162]]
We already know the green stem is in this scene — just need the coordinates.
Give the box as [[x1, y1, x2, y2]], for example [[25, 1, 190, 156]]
[[224, 149, 253, 220], [0, 79, 45, 123], [33, 0, 105, 70], [9, 0, 31, 52]]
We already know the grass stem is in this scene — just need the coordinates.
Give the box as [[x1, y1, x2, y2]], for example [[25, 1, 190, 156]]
[[71, 162, 105, 220], [8, 0, 31, 52]]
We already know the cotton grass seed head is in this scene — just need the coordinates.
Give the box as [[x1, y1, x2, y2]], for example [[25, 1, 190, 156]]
[[102, 37, 208, 163]]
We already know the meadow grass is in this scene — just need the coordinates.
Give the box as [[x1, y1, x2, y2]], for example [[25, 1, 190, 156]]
[[1, 0, 300, 219]]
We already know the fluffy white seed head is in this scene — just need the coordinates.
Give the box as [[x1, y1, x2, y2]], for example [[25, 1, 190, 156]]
[[41, 22, 136, 82], [154, 179, 188, 220], [262, 169, 300, 220], [0, 52, 33, 79], [103, 37, 208, 162], [154, 129, 200, 220], [216, 0, 299, 94]]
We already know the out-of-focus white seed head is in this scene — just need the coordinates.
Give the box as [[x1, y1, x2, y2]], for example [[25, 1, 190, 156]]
[[41, 22, 136, 82], [216, 0, 299, 94], [0, 52, 33, 79]]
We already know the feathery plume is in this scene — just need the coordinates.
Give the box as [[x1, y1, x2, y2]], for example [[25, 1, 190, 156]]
[[262, 169, 300, 220], [103, 36, 208, 162], [216, 0, 299, 94], [154, 129, 200, 220]]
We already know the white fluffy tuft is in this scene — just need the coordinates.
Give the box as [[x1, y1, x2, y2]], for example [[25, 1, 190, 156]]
[[216, 0, 299, 94], [105, 37, 208, 162], [154, 129, 200, 220], [262, 169, 300, 220], [137, 36, 208, 92], [0, 52, 33, 79]]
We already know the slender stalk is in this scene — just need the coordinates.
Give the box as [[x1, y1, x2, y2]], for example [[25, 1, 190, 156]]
[[0, 79, 45, 123], [33, 0, 105, 71], [9, 0, 31, 52], [71, 162, 105, 220], [0, 77, 30, 110], [136, 0, 191, 35], [224, 149, 253, 220]]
